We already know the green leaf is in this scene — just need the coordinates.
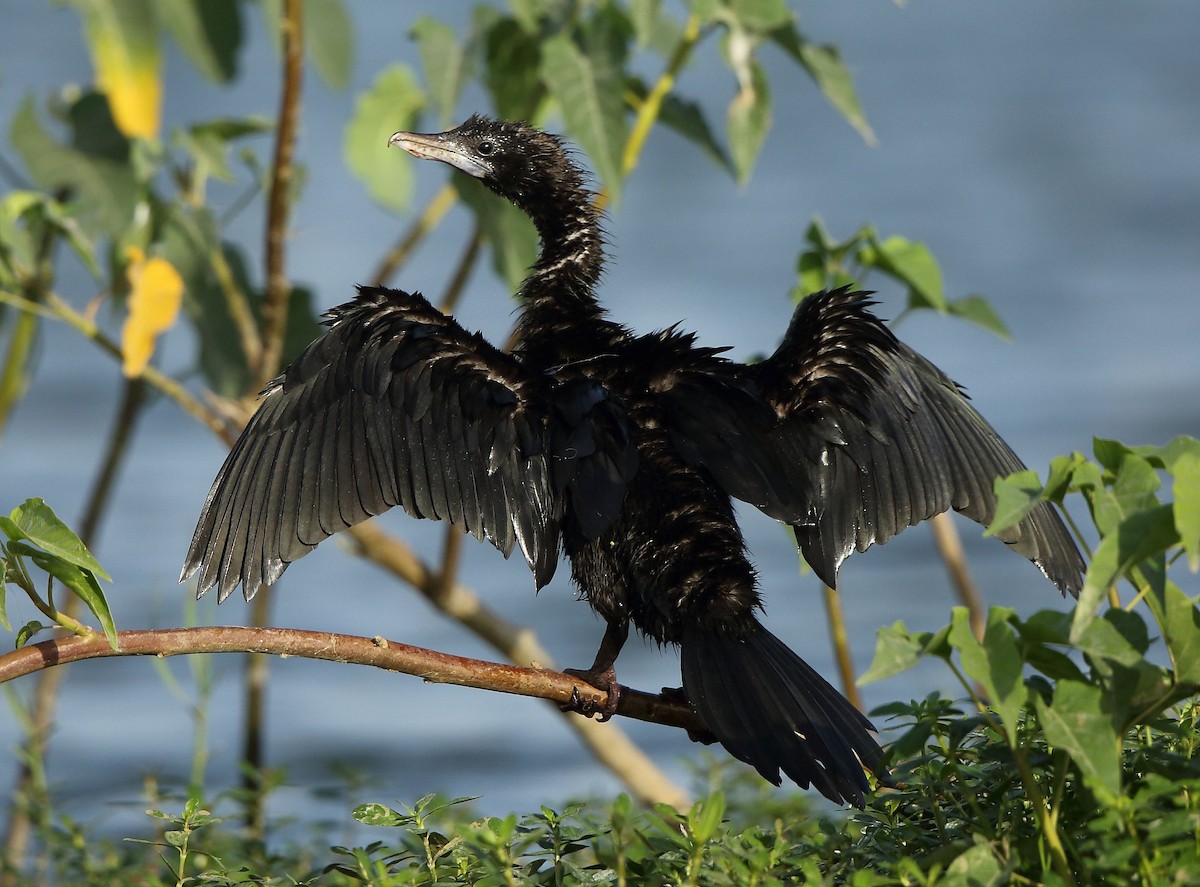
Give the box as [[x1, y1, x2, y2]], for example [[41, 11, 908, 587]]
[[772, 27, 875, 145], [630, 0, 682, 54], [28, 551, 118, 650], [1169, 450, 1200, 571], [1162, 581, 1200, 686], [868, 236, 946, 311], [946, 842, 1003, 885], [726, 55, 771, 185], [4, 499, 110, 580], [1072, 504, 1178, 642], [1093, 437, 1133, 473], [1076, 612, 1149, 671], [657, 93, 733, 175], [949, 607, 1024, 743], [454, 177, 538, 291], [305, 0, 353, 89], [483, 17, 543, 120], [541, 33, 628, 201], [859, 621, 926, 685], [1044, 452, 1088, 501], [16, 620, 50, 649], [0, 191, 102, 280], [411, 17, 470, 127], [729, 0, 791, 32], [157, 0, 243, 82], [9, 96, 139, 239], [984, 469, 1043, 537], [1035, 679, 1121, 801], [354, 802, 405, 828], [344, 64, 424, 213], [947, 294, 1012, 340], [161, 208, 251, 396], [180, 116, 272, 184], [690, 791, 724, 843]]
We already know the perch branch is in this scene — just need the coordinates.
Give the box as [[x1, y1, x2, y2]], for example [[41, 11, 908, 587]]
[[0, 627, 699, 736]]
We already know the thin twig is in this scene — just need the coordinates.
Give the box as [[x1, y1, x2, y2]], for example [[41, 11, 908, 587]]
[[254, 0, 304, 392], [822, 583, 863, 710], [5, 290, 234, 444], [929, 512, 985, 640], [437, 224, 484, 315], [370, 183, 457, 288]]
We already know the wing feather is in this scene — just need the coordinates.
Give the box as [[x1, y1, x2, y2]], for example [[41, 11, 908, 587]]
[[757, 287, 1085, 596], [181, 285, 562, 601]]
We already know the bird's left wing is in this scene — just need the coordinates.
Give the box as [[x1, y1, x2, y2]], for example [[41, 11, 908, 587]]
[[751, 287, 1084, 595], [660, 287, 1083, 597], [182, 285, 561, 602]]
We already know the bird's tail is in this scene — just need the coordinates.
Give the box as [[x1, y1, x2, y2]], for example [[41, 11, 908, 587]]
[[679, 620, 883, 807]]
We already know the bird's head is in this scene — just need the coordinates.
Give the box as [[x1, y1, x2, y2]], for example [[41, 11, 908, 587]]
[[389, 115, 587, 216]]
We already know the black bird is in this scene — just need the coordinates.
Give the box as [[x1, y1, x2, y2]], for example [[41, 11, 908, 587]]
[[182, 115, 1084, 806]]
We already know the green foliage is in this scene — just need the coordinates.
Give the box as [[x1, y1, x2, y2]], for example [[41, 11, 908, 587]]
[[3, 2, 1199, 885], [8, 705, 1200, 886], [1, 498, 117, 648], [796, 219, 1012, 338]]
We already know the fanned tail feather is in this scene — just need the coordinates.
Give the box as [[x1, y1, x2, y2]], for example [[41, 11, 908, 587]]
[[680, 621, 883, 807]]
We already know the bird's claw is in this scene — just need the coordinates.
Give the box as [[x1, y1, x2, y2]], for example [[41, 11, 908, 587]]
[[560, 666, 620, 721]]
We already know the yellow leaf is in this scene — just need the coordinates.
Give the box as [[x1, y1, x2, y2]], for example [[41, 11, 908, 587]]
[[78, 0, 162, 139], [122, 248, 183, 377]]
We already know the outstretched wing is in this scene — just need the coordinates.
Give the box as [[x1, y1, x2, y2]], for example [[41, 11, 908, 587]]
[[182, 285, 560, 602], [664, 286, 1084, 596], [754, 286, 1084, 595]]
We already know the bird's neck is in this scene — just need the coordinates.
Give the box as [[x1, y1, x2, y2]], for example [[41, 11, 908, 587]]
[[514, 184, 622, 367]]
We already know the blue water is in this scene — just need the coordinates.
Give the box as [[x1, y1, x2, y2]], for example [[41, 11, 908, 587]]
[[1, 0, 1198, 836]]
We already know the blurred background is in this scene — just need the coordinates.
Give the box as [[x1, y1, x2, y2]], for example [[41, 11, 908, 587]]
[[1, 0, 1197, 835]]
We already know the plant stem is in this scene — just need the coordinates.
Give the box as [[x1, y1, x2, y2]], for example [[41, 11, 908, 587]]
[[370, 183, 457, 287], [822, 582, 862, 709], [254, 0, 304, 392], [929, 512, 985, 640], [622, 15, 701, 179], [0, 374, 147, 883]]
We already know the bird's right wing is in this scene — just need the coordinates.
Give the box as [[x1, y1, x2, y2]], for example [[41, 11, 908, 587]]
[[182, 285, 561, 602]]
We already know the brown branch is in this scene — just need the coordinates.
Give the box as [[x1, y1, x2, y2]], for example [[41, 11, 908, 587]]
[[0, 627, 698, 733], [255, 0, 304, 392]]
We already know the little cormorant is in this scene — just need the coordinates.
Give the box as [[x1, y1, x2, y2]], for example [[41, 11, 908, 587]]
[[182, 115, 1084, 806]]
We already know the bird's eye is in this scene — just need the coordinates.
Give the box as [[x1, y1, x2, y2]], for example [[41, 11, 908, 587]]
[[478, 140, 495, 156]]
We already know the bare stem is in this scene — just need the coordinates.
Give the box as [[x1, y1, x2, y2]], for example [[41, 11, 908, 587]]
[[822, 583, 863, 710], [370, 184, 457, 288], [254, 0, 304, 392], [438, 223, 484, 316], [929, 512, 985, 640]]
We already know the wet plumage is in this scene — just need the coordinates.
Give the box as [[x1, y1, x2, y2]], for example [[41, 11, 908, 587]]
[[182, 115, 1084, 806]]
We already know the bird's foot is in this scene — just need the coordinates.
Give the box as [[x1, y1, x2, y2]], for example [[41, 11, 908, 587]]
[[660, 686, 718, 745], [561, 665, 621, 721]]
